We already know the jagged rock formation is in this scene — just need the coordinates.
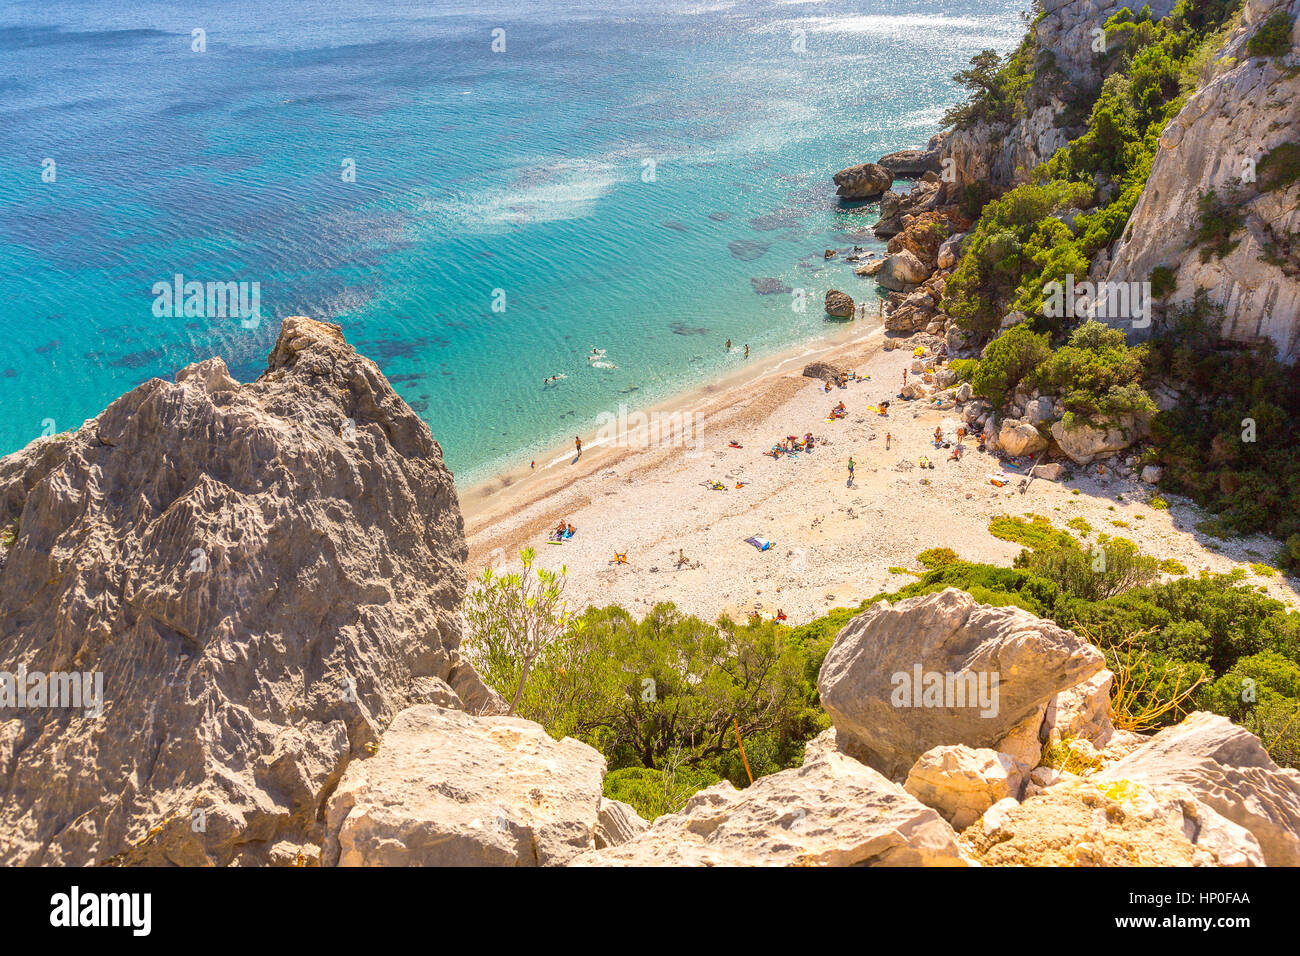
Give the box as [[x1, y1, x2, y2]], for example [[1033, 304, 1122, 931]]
[[1037, 0, 1180, 84], [570, 752, 970, 866], [817, 588, 1105, 778], [1098, 711, 1300, 865], [832, 162, 894, 200], [323, 705, 606, 866], [1105, 0, 1300, 359], [0, 316, 495, 865]]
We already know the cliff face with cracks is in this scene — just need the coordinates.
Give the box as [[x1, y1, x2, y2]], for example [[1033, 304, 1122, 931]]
[[0, 316, 498, 865], [1105, 0, 1300, 360]]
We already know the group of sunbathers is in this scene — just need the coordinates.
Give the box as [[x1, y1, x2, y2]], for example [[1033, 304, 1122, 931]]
[[828, 402, 847, 419], [768, 432, 816, 458], [551, 520, 577, 541]]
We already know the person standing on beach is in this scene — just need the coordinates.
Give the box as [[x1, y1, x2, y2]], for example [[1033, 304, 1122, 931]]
[[847, 457, 855, 486], [886, 432, 891, 450], [575, 436, 582, 458], [744, 344, 749, 358], [902, 369, 907, 388]]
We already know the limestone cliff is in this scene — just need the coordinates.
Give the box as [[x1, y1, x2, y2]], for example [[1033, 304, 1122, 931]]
[[1105, 0, 1300, 360], [0, 316, 496, 865]]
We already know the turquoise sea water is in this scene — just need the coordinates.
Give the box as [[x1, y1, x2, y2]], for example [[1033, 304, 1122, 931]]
[[0, 0, 1025, 484]]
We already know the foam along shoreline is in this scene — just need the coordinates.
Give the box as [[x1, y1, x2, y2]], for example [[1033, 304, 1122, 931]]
[[458, 315, 880, 527], [463, 320, 1299, 626]]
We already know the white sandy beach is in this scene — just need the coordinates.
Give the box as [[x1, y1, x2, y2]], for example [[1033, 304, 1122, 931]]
[[462, 325, 1299, 624]]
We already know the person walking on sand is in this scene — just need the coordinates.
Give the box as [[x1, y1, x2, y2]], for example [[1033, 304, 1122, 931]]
[[847, 457, 855, 486], [886, 432, 891, 450], [575, 436, 582, 458]]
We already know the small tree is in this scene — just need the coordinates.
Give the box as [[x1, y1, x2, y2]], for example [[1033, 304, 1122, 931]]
[[462, 547, 581, 715]]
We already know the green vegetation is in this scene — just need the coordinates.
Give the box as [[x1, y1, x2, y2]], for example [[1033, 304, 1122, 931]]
[[1252, 562, 1278, 577], [1145, 299, 1300, 572], [1030, 321, 1156, 428], [1149, 495, 1170, 510], [917, 547, 960, 569], [1067, 517, 1093, 536], [1195, 188, 1245, 261], [1257, 142, 1300, 192], [1158, 558, 1188, 574], [0, 520, 15, 551], [988, 513, 1076, 550], [878, 558, 1300, 762], [970, 323, 1051, 404], [1245, 11, 1295, 57], [947, 358, 978, 382]]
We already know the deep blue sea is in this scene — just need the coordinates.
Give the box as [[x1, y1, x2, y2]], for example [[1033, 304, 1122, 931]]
[[0, 0, 1024, 484]]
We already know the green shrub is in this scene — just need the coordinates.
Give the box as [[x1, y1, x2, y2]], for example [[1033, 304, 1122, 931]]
[[1195, 189, 1244, 261], [1257, 142, 1300, 192], [948, 358, 978, 382], [1158, 558, 1188, 574], [917, 547, 960, 569], [1245, 12, 1294, 58], [603, 765, 721, 821], [1150, 265, 1178, 298], [971, 323, 1052, 405], [988, 513, 1076, 550]]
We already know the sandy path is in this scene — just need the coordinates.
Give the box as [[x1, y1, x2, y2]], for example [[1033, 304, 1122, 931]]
[[462, 328, 1299, 623]]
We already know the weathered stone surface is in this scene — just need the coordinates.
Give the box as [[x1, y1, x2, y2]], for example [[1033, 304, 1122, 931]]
[[571, 752, 968, 866], [825, 289, 856, 318], [802, 362, 845, 384], [818, 589, 1105, 779], [1105, 0, 1300, 360], [966, 778, 1264, 867], [323, 705, 605, 866], [833, 162, 894, 200], [876, 250, 929, 291], [1051, 413, 1150, 464], [878, 148, 941, 177], [905, 745, 1029, 829], [1099, 711, 1300, 866], [1043, 670, 1115, 748], [0, 316, 492, 866], [994, 418, 1049, 457], [594, 798, 648, 849]]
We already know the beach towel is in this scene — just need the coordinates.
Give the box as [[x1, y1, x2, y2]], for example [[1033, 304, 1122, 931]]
[[744, 536, 773, 551]]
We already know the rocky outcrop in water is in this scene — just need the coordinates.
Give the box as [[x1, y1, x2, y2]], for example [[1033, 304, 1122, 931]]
[[832, 162, 894, 200], [0, 316, 495, 865]]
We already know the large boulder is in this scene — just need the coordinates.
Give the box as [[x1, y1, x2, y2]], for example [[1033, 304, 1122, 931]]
[[904, 745, 1029, 830], [802, 361, 845, 384], [994, 418, 1049, 457], [1050, 413, 1150, 464], [323, 705, 606, 866], [1098, 711, 1300, 867], [878, 148, 941, 177], [832, 162, 894, 200], [0, 316, 493, 866], [825, 289, 856, 318], [570, 752, 968, 866], [817, 589, 1105, 778], [876, 249, 929, 291]]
